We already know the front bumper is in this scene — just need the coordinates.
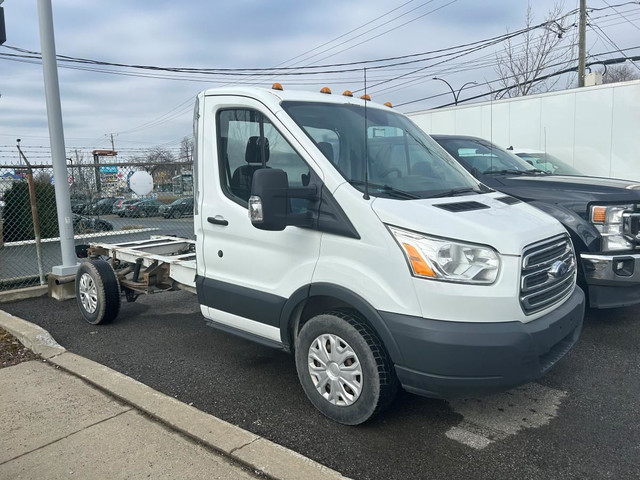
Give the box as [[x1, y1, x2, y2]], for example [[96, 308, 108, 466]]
[[381, 287, 585, 399], [581, 253, 640, 308]]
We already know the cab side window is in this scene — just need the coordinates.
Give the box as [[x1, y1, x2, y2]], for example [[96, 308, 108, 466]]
[[217, 109, 311, 206]]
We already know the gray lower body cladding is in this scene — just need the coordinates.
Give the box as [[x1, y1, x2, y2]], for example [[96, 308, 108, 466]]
[[381, 287, 585, 399]]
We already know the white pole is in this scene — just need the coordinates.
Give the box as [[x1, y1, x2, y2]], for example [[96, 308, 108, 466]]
[[37, 0, 77, 275]]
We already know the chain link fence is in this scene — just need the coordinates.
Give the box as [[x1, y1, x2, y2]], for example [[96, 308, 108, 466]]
[[0, 160, 194, 291]]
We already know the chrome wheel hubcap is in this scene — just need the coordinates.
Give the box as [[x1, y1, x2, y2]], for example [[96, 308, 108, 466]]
[[78, 273, 98, 314], [308, 334, 363, 406]]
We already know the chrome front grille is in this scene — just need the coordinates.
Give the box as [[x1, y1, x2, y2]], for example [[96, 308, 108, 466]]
[[520, 235, 576, 314]]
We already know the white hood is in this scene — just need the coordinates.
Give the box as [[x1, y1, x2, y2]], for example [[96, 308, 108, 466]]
[[371, 192, 565, 256]]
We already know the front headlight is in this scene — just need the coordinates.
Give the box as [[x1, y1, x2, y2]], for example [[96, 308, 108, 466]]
[[590, 204, 635, 251], [388, 226, 500, 284]]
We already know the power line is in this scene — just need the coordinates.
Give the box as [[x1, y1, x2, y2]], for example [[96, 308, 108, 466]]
[[296, 1, 455, 67], [601, 0, 640, 31], [276, 0, 420, 67], [589, 17, 640, 70], [377, 41, 579, 97], [0, 6, 587, 77], [399, 51, 640, 108]]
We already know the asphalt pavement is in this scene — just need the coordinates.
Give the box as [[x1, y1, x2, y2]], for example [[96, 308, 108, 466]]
[[2, 293, 639, 480]]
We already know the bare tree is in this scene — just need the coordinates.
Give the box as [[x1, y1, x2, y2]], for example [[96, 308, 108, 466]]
[[179, 136, 194, 162], [34, 170, 52, 184], [67, 149, 94, 198], [601, 63, 640, 84], [494, 2, 576, 98], [143, 147, 179, 188]]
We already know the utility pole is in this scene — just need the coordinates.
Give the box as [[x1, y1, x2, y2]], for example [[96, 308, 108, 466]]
[[578, 0, 587, 87], [107, 133, 117, 151], [37, 0, 77, 276]]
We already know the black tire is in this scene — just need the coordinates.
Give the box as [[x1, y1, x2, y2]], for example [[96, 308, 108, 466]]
[[294, 310, 398, 425], [75, 260, 121, 325]]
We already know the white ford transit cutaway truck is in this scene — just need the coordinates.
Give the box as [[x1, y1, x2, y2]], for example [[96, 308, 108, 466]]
[[75, 85, 585, 425]]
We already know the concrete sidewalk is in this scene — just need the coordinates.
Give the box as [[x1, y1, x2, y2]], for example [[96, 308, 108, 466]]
[[0, 361, 256, 479], [0, 310, 348, 480]]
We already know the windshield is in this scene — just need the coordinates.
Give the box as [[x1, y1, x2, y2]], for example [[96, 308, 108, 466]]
[[435, 137, 538, 174], [515, 152, 583, 175], [282, 101, 481, 198]]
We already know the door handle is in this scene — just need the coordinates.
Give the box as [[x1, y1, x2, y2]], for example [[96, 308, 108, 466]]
[[207, 215, 228, 226]]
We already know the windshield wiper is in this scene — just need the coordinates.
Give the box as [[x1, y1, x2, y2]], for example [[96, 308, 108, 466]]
[[482, 169, 529, 175], [483, 168, 550, 176], [348, 180, 421, 199], [425, 187, 480, 199]]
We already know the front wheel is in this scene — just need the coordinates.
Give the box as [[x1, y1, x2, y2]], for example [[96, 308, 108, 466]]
[[75, 260, 121, 325], [295, 310, 398, 425]]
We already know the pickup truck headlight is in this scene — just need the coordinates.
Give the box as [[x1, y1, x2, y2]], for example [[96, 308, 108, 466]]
[[388, 226, 500, 284], [590, 204, 635, 251]]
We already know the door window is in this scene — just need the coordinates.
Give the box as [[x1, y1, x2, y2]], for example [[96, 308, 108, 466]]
[[217, 109, 311, 205]]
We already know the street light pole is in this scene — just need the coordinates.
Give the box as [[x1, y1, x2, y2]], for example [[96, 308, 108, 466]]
[[456, 81, 478, 104], [433, 77, 478, 105], [433, 77, 457, 104], [37, 0, 77, 276]]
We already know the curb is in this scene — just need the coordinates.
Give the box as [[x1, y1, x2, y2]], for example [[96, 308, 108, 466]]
[[0, 310, 349, 480], [0, 285, 49, 304]]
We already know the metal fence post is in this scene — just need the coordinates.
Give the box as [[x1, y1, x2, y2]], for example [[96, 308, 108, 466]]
[[17, 143, 46, 285]]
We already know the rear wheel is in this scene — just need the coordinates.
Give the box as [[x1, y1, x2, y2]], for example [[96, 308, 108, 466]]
[[75, 260, 121, 325], [295, 310, 398, 425]]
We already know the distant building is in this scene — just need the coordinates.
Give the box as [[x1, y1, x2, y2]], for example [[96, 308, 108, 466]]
[[0, 172, 22, 198]]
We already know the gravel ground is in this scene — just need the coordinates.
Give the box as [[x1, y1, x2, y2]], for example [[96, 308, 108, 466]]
[[0, 328, 38, 368]]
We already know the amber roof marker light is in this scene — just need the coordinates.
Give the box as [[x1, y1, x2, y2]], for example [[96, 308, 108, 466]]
[[272, 82, 283, 91], [342, 90, 353, 97], [360, 94, 371, 101], [320, 87, 332, 94]]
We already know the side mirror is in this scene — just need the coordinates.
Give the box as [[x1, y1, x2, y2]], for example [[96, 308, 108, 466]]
[[249, 168, 319, 231], [249, 169, 289, 231]]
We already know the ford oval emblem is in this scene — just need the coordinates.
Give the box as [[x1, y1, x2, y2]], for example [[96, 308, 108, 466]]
[[549, 260, 569, 278]]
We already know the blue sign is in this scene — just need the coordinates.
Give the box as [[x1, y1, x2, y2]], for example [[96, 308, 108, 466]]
[[127, 170, 135, 188], [100, 166, 118, 174]]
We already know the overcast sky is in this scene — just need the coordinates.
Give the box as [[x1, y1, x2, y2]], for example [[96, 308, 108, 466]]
[[0, 0, 638, 163]]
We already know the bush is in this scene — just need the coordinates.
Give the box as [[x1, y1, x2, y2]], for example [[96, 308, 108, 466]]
[[2, 180, 59, 242]]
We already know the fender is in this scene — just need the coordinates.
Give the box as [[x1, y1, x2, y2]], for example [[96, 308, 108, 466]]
[[527, 201, 600, 253], [278, 282, 404, 365]]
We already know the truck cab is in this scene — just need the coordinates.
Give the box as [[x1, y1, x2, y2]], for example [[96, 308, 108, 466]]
[[192, 86, 585, 424]]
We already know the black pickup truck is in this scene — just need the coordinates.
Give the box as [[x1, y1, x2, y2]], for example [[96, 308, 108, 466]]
[[432, 134, 640, 309]]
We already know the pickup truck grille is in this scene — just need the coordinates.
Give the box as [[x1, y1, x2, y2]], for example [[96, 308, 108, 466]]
[[520, 235, 576, 315], [623, 211, 640, 243]]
